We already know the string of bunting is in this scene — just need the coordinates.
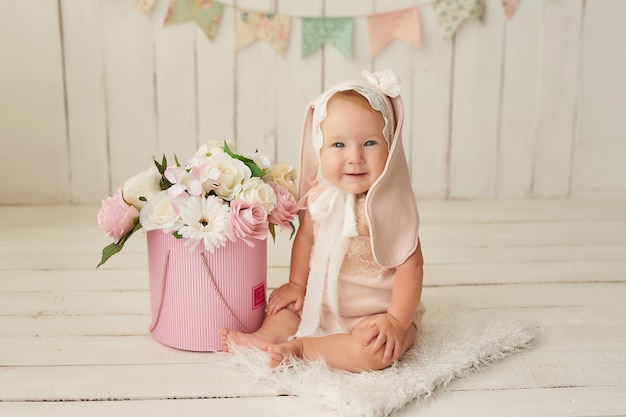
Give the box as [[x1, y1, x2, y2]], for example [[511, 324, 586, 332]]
[[136, 0, 524, 59]]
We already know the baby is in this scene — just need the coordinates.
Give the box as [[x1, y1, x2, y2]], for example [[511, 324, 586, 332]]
[[222, 70, 424, 372]]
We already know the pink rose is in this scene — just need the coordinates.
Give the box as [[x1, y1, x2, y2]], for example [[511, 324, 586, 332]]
[[97, 186, 139, 243], [268, 183, 298, 233], [229, 199, 269, 241]]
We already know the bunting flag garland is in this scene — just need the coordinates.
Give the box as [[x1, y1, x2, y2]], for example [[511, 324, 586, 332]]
[[432, 0, 486, 39], [164, 0, 225, 42], [146, 0, 512, 59], [135, 0, 156, 15], [301, 17, 353, 59], [502, 0, 523, 19], [366, 7, 422, 58], [235, 10, 291, 57]]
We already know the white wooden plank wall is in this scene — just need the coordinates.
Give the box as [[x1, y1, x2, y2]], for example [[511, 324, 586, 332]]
[[1, 0, 625, 204]]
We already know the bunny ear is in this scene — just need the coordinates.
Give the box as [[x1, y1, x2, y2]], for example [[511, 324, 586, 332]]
[[297, 100, 319, 209], [366, 93, 420, 268]]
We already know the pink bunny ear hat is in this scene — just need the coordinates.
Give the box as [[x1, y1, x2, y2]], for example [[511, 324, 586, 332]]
[[297, 69, 419, 267]]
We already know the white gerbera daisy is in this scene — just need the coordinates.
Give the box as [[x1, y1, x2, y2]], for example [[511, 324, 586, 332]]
[[178, 195, 232, 252]]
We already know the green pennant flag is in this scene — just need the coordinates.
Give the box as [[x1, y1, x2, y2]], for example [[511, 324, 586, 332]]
[[301, 17, 353, 59], [432, 0, 486, 39], [164, 0, 225, 41]]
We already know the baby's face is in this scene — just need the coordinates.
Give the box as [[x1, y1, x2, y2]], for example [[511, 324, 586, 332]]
[[319, 94, 388, 195]]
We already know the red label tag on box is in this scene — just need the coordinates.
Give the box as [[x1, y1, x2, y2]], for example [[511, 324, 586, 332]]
[[252, 283, 265, 310]]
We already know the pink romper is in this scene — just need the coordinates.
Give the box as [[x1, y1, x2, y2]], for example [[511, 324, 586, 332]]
[[308, 185, 425, 334]]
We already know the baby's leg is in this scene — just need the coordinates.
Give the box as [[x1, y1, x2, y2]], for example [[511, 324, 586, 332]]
[[268, 318, 417, 372], [220, 308, 300, 352]]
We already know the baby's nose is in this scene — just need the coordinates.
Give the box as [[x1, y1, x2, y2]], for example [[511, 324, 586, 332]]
[[347, 148, 364, 163]]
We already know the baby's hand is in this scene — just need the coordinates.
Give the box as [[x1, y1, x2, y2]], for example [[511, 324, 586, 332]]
[[362, 313, 406, 364], [266, 282, 306, 315]]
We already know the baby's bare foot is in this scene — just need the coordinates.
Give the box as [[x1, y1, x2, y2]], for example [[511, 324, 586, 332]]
[[268, 341, 303, 368], [219, 328, 233, 352], [220, 328, 273, 352]]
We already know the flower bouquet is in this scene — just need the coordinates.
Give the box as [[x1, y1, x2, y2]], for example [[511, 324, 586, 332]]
[[97, 140, 298, 267], [97, 140, 298, 351]]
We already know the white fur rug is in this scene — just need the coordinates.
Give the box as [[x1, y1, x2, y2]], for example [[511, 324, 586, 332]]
[[220, 304, 534, 417]]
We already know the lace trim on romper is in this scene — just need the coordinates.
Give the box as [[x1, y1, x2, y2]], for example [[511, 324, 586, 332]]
[[307, 185, 394, 278], [341, 194, 395, 277]]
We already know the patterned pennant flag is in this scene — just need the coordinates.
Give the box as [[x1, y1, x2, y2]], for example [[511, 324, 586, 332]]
[[366, 7, 422, 58], [502, 0, 523, 19], [236, 9, 291, 57], [432, 0, 486, 39], [301, 17, 353, 59], [135, 0, 156, 15], [164, 0, 225, 42]]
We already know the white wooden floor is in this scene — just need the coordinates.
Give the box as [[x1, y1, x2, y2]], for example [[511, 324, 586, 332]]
[[1, 199, 625, 417]]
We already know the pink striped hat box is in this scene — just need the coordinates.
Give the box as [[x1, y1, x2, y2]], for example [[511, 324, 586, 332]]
[[146, 230, 267, 351]]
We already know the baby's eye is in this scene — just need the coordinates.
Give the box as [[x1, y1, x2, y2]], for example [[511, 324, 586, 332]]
[[364, 140, 377, 146], [332, 142, 345, 148]]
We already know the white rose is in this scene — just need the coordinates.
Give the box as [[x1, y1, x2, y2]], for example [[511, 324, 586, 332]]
[[139, 190, 182, 232], [263, 162, 297, 198], [237, 177, 276, 213], [209, 153, 251, 201], [193, 140, 236, 159], [123, 166, 161, 209], [250, 152, 272, 171]]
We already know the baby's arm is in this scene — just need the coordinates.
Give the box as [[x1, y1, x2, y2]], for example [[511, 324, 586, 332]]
[[266, 209, 314, 315], [363, 240, 424, 363]]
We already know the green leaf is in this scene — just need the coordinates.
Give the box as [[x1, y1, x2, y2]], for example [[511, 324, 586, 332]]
[[223, 141, 265, 177], [289, 222, 296, 239], [97, 242, 124, 268], [268, 223, 276, 241], [96, 221, 142, 268], [154, 154, 167, 174], [154, 154, 174, 190]]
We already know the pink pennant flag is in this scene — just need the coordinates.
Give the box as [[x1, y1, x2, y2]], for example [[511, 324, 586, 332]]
[[367, 7, 421, 58], [135, 0, 156, 15], [235, 9, 291, 57], [503, 0, 523, 19]]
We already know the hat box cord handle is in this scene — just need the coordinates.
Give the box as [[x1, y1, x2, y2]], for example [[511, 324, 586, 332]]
[[200, 252, 250, 333], [149, 249, 170, 332]]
